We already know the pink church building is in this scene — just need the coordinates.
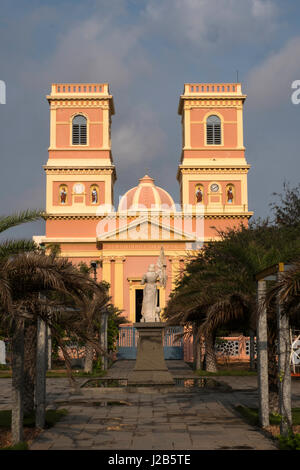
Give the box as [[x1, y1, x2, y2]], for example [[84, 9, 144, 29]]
[[34, 82, 252, 323]]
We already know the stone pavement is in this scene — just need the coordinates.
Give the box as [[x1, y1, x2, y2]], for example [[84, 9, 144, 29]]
[[1, 361, 300, 450]]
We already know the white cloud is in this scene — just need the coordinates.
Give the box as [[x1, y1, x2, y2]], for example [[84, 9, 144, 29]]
[[20, 7, 151, 91], [143, 0, 278, 50], [245, 36, 300, 109], [112, 106, 167, 165]]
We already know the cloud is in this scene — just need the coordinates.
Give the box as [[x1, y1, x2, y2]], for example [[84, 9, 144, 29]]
[[245, 36, 300, 109], [113, 106, 167, 166], [20, 13, 151, 91], [143, 0, 278, 50]]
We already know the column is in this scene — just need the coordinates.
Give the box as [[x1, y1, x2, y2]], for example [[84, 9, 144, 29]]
[[277, 272, 292, 436], [36, 318, 47, 429], [102, 257, 111, 294], [114, 257, 125, 310], [257, 280, 269, 427]]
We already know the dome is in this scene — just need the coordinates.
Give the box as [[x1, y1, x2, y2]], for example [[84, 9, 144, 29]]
[[118, 175, 176, 212]]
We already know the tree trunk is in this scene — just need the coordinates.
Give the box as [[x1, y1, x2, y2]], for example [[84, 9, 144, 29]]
[[11, 320, 25, 445], [100, 313, 108, 370], [257, 280, 269, 427], [277, 281, 292, 437], [47, 326, 52, 370], [204, 331, 218, 372], [268, 316, 279, 414], [23, 321, 37, 415], [193, 324, 202, 370], [84, 341, 94, 373], [35, 318, 47, 429]]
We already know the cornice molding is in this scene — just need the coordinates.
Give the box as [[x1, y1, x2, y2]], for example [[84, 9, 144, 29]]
[[44, 166, 116, 175], [44, 212, 253, 221]]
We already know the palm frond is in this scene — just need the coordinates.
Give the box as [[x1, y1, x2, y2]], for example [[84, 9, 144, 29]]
[[0, 209, 43, 234], [0, 239, 38, 260]]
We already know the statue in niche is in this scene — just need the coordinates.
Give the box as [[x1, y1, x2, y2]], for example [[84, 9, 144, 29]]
[[195, 186, 203, 203], [227, 186, 234, 203], [60, 186, 67, 204], [140, 247, 167, 322], [91, 187, 98, 204]]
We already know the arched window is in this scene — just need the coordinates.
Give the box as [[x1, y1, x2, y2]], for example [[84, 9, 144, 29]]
[[72, 115, 87, 145], [206, 115, 221, 145]]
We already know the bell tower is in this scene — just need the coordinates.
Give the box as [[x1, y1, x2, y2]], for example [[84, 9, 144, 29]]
[[45, 83, 116, 217], [177, 83, 252, 238]]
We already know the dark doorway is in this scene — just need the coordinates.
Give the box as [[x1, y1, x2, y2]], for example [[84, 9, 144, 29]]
[[135, 289, 143, 322], [135, 289, 160, 322]]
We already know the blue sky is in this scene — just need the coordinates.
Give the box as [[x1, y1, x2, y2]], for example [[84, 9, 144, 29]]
[[0, 0, 300, 239]]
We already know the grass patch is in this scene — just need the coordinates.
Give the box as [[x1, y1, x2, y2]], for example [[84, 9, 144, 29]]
[[195, 369, 257, 377], [1, 442, 29, 450], [46, 368, 107, 378], [235, 406, 300, 426], [235, 406, 300, 450], [278, 432, 300, 450], [0, 409, 68, 450], [0, 408, 68, 429], [0, 368, 108, 379]]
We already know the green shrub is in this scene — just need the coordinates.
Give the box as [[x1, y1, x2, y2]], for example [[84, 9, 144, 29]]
[[278, 432, 300, 450]]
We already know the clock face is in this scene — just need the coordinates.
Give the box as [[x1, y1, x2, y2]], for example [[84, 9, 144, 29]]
[[73, 183, 84, 194], [210, 183, 219, 192]]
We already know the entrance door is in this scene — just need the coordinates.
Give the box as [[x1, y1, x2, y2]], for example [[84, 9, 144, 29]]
[[135, 289, 143, 322], [135, 288, 160, 322]]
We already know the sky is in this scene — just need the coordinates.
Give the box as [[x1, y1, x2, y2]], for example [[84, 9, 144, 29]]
[[0, 0, 300, 240]]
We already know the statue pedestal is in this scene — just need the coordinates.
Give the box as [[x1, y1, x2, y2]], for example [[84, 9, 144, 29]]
[[127, 322, 174, 385]]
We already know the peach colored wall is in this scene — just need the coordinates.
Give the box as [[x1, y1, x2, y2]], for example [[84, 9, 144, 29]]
[[224, 123, 237, 147], [56, 108, 103, 121], [190, 108, 237, 121], [46, 219, 98, 237], [89, 123, 103, 147], [204, 218, 248, 238], [190, 123, 203, 147]]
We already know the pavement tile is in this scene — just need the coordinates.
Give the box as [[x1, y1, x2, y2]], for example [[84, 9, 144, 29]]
[[4, 360, 299, 451]]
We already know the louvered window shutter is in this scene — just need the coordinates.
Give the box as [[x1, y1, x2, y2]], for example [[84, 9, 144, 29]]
[[72, 115, 87, 145], [206, 115, 221, 145]]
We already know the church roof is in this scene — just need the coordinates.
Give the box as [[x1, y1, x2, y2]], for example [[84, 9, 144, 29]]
[[118, 175, 176, 212]]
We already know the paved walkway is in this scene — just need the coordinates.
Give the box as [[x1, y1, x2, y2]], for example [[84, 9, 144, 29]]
[[1, 361, 300, 450]]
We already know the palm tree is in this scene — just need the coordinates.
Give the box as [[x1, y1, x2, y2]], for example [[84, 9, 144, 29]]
[[74, 283, 111, 373], [0, 251, 101, 443], [165, 219, 300, 384]]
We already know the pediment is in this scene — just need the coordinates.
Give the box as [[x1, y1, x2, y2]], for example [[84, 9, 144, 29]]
[[96, 215, 197, 242]]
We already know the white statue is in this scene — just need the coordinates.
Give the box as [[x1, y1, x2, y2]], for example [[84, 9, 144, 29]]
[[140, 248, 167, 322]]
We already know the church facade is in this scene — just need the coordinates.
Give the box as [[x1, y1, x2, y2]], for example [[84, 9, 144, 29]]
[[34, 82, 252, 322]]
